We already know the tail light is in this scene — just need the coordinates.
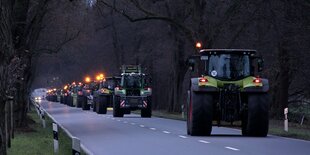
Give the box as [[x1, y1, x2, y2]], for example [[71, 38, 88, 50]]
[[100, 89, 106, 93], [144, 87, 151, 91], [253, 77, 262, 83], [199, 78, 208, 83], [115, 87, 123, 90]]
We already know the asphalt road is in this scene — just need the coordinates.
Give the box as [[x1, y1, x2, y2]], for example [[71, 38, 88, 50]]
[[39, 100, 310, 155]]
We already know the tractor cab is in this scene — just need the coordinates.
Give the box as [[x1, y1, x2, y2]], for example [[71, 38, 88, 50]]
[[187, 49, 269, 137], [189, 49, 264, 80]]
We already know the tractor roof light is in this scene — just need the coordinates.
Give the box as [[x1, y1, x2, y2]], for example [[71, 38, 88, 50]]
[[85, 77, 91, 83], [96, 76, 101, 81], [195, 42, 202, 49]]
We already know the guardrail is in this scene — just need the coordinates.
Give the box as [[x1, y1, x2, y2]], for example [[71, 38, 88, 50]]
[[31, 98, 94, 155]]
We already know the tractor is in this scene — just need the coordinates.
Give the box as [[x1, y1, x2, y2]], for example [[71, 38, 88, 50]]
[[113, 65, 152, 117], [187, 49, 270, 137]]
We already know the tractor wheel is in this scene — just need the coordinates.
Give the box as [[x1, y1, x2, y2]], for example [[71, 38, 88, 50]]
[[113, 96, 123, 117], [141, 97, 152, 118], [68, 96, 74, 107], [187, 90, 213, 136], [92, 97, 97, 112], [77, 96, 83, 108], [242, 93, 269, 137], [82, 96, 90, 110], [64, 96, 68, 105], [96, 96, 107, 114], [60, 96, 64, 104]]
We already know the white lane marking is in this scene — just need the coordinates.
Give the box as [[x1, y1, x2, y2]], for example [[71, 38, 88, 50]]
[[198, 140, 210, 144], [131, 123, 136, 125], [178, 135, 188, 139], [123, 121, 128, 124], [140, 125, 145, 128], [150, 128, 156, 130], [163, 131, 170, 134], [112, 118, 115, 120], [225, 147, 240, 151], [117, 120, 121, 122]]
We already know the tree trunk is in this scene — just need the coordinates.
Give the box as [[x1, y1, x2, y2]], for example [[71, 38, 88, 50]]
[[274, 45, 290, 118], [0, 101, 7, 155]]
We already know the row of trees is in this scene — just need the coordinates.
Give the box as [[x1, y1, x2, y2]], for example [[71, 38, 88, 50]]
[[0, 0, 309, 154], [92, 0, 310, 117], [0, 0, 82, 154]]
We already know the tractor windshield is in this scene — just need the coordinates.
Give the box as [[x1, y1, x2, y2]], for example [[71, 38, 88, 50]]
[[207, 54, 250, 80], [123, 75, 143, 88], [103, 79, 120, 90]]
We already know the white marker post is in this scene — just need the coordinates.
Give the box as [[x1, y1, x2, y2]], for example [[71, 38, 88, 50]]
[[72, 137, 81, 155], [41, 110, 46, 128], [53, 123, 59, 153], [284, 108, 288, 132]]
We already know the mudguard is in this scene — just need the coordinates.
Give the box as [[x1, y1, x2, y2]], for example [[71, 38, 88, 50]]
[[190, 78, 218, 92], [242, 79, 269, 93]]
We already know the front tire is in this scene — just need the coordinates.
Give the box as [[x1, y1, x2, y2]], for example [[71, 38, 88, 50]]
[[242, 93, 269, 137], [187, 89, 213, 136], [82, 96, 90, 110]]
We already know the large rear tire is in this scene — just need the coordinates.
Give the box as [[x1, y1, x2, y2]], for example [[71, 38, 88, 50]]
[[113, 96, 124, 117], [77, 96, 83, 108], [82, 96, 90, 110], [141, 97, 152, 118], [92, 97, 97, 112], [242, 93, 269, 137], [96, 96, 107, 114], [187, 90, 213, 136], [67, 96, 74, 107]]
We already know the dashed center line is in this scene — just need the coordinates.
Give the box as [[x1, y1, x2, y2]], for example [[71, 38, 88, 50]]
[[111, 118, 115, 120], [163, 131, 170, 134], [178, 135, 188, 139], [198, 140, 210, 144], [117, 120, 121, 122], [140, 125, 145, 127], [131, 123, 136, 125], [123, 121, 128, 123], [149, 128, 156, 130], [225, 147, 240, 151]]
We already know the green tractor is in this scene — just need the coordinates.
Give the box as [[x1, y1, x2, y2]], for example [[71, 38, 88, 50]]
[[187, 49, 269, 137], [113, 65, 152, 118], [93, 76, 121, 114]]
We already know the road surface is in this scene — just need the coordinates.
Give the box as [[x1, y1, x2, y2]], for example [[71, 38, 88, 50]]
[[39, 100, 310, 155]]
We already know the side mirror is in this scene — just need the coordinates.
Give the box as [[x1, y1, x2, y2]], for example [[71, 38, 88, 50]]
[[188, 59, 195, 71], [257, 58, 264, 72]]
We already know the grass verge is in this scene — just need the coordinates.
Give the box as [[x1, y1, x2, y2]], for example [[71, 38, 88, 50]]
[[149, 110, 310, 141], [8, 107, 86, 155]]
